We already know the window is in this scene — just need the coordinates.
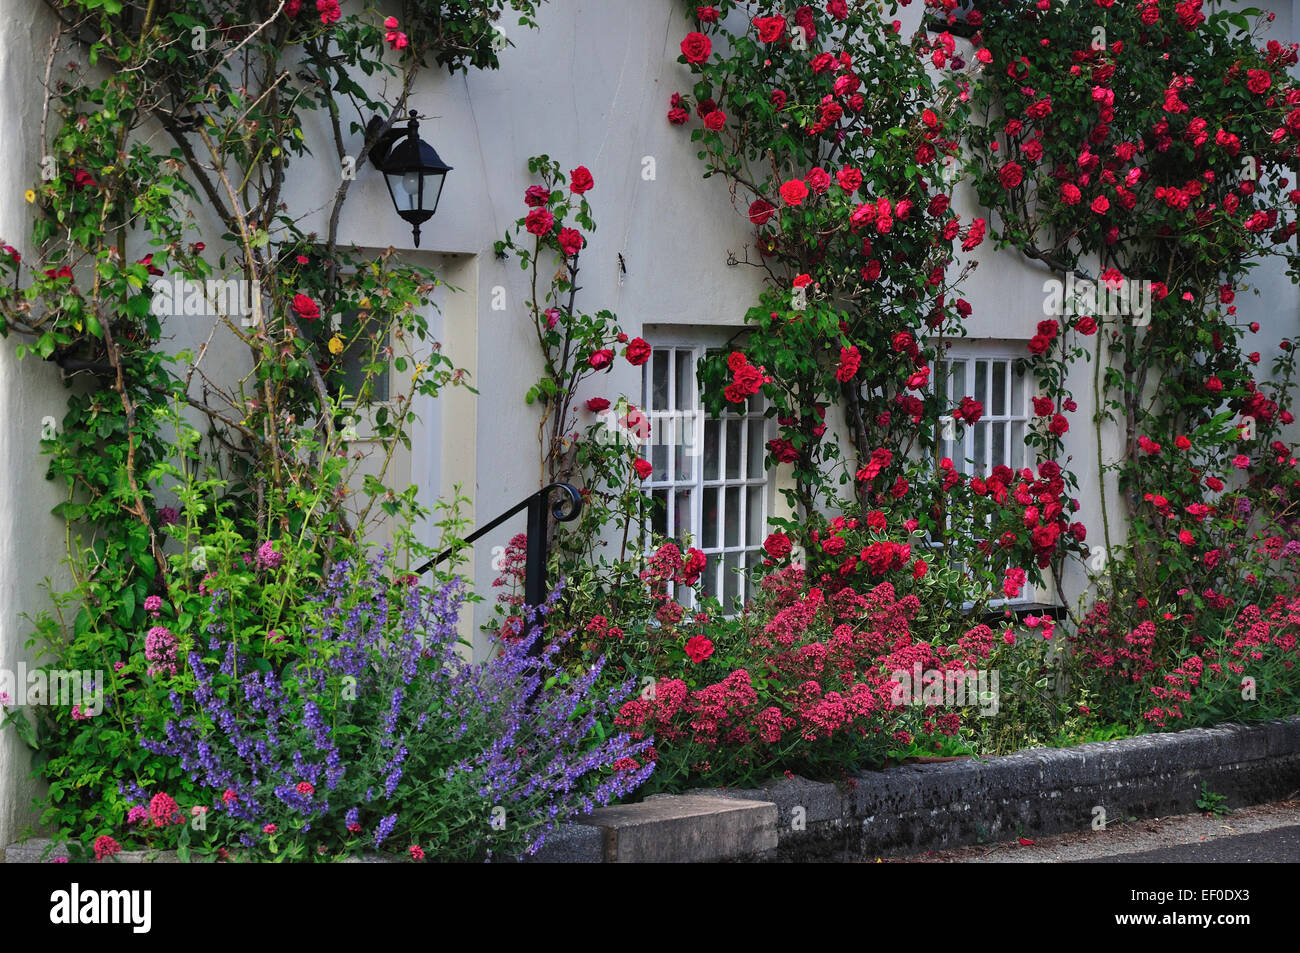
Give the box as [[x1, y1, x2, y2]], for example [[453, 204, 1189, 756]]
[[934, 349, 1032, 476], [641, 339, 769, 611], [315, 308, 391, 405], [932, 344, 1037, 605]]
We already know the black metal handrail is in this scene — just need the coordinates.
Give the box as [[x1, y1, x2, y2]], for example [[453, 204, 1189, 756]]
[[414, 483, 583, 637]]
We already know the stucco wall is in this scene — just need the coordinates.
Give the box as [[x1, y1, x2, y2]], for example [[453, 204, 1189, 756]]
[[0, 0, 73, 851]]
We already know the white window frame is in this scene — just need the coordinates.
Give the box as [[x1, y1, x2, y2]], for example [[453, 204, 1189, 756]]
[[640, 328, 771, 612]]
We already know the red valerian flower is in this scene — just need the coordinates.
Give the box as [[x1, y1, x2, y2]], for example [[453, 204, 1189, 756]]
[[633, 458, 654, 480], [754, 15, 786, 42], [684, 635, 715, 663], [625, 337, 652, 366], [569, 166, 594, 194], [763, 532, 793, 559], [525, 207, 554, 235], [588, 349, 614, 370], [586, 397, 610, 413], [998, 161, 1024, 189], [779, 179, 809, 205], [680, 32, 712, 63], [94, 835, 122, 861], [292, 293, 321, 321], [836, 345, 861, 382], [557, 227, 584, 257]]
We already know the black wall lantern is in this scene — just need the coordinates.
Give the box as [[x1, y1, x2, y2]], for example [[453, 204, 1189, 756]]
[[365, 110, 452, 247]]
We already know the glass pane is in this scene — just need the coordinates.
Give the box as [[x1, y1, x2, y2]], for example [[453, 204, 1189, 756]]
[[650, 350, 669, 411], [726, 419, 742, 480], [675, 349, 694, 411], [973, 423, 987, 474], [702, 487, 719, 548], [673, 488, 693, 542], [745, 549, 761, 601], [748, 419, 766, 477], [1011, 422, 1025, 469], [673, 415, 693, 481], [704, 419, 720, 480], [724, 552, 741, 611], [747, 486, 763, 544], [748, 392, 762, 414], [1010, 364, 1025, 417], [651, 488, 667, 538], [974, 360, 988, 408], [992, 361, 1006, 417], [992, 421, 1007, 469], [652, 439, 668, 481], [724, 487, 741, 548], [702, 552, 721, 600]]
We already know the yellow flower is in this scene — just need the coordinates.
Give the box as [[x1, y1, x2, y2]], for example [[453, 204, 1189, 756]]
[[24, 190, 35, 203], [328, 335, 344, 355], [358, 297, 371, 309]]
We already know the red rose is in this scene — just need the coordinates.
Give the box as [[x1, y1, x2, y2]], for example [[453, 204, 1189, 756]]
[[1061, 183, 1082, 205], [625, 337, 652, 366], [1033, 396, 1054, 416], [912, 559, 928, 580], [633, 458, 654, 480], [1205, 376, 1223, 394], [680, 32, 712, 63], [779, 179, 809, 205], [770, 89, 787, 110], [569, 166, 594, 194], [525, 207, 555, 236], [684, 635, 714, 663], [828, 0, 848, 19], [1091, 195, 1110, 214], [1175, 435, 1191, 450], [696, 6, 720, 23], [681, 547, 707, 584], [586, 398, 611, 413], [668, 105, 689, 125], [1075, 316, 1097, 335], [292, 293, 320, 321], [805, 167, 832, 193], [763, 532, 793, 559], [703, 110, 727, 131], [1049, 414, 1069, 435], [589, 349, 614, 370], [754, 15, 786, 42], [998, 161, 1024, 189], [1247, 69, 1271, 95], [836, 345, 861, 382], [748, 200, 777, 226], [837, 167, 863, 192], [557, 227, 584, 257]]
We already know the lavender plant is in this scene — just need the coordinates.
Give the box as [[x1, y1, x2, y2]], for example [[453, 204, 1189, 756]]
[[139, 556, 653, 861]]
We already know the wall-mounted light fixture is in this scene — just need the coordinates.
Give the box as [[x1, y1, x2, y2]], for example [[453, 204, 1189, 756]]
[[365, 110, 453, 248]]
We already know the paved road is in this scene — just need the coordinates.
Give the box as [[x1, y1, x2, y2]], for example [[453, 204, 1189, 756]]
[[1077, 825, 1300, 863], [889, 800, 1300, 863]]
